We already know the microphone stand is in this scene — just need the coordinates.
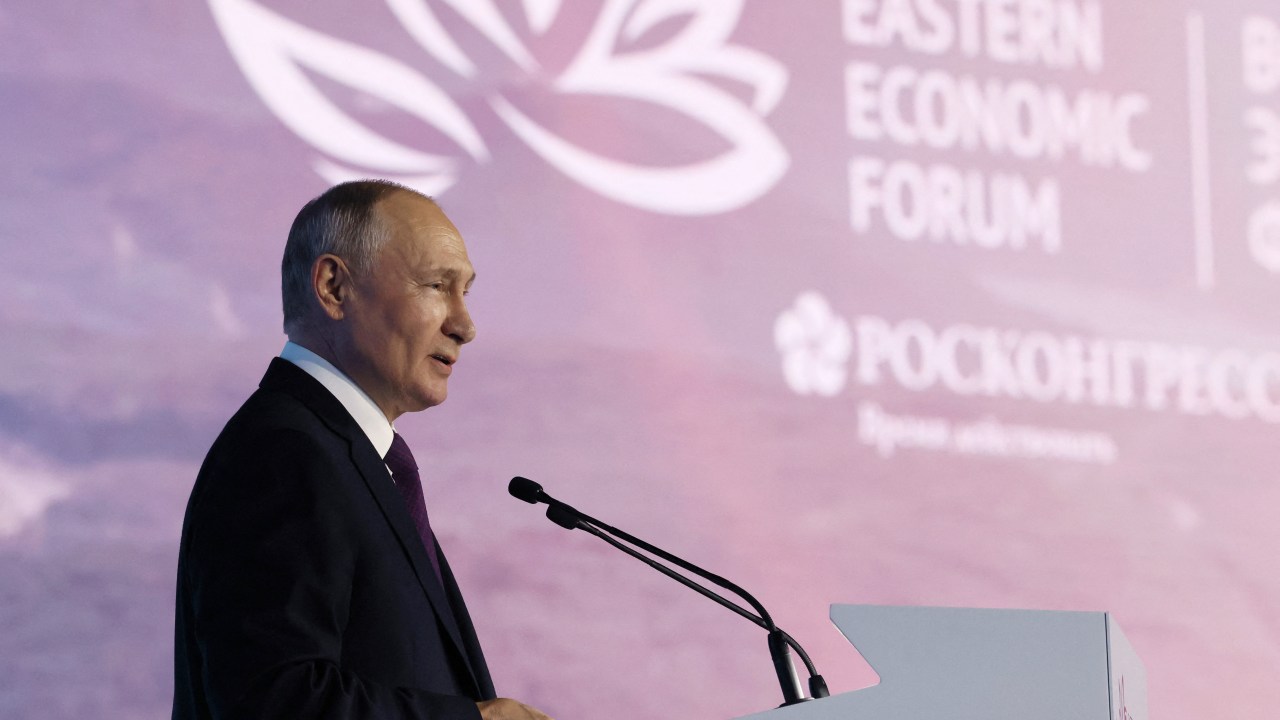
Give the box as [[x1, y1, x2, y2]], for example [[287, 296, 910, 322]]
[[536, 489, 828, 706]]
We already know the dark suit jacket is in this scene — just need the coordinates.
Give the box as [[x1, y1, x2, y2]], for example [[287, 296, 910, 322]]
[[173, 359, 495, 719]]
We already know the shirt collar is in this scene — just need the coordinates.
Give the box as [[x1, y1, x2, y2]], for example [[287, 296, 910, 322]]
[[280, 341, 395, 458]]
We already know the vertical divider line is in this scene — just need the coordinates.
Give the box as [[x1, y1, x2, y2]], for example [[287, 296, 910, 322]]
[[1186, 13, 1216, 289]]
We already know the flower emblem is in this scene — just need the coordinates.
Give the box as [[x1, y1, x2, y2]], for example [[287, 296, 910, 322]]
[[774, 292, 852, 397], [210, 0, 789, 215]]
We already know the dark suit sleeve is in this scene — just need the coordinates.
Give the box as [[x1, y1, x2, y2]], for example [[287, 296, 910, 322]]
[[182, 427, 482, 720]]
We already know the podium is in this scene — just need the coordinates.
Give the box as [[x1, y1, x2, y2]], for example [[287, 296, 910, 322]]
[[735, 604, 1147, 720]]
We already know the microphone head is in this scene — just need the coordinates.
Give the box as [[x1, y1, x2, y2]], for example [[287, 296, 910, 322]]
[[508, 476, 545, 504]]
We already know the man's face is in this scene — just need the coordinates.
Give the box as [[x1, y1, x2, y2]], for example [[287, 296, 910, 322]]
[[338, 192, 477, 421]]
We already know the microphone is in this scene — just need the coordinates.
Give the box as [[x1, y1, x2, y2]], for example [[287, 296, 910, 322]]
[[508, 476, 829, 706], [511, 478, 583, 530], [508, 476, 546, 504]]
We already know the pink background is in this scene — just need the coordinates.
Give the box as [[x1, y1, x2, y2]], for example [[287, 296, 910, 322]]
[[1, 1, 1277, 718]]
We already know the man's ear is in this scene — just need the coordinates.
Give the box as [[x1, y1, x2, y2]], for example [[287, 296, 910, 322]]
[[312, 254, 353, 321]]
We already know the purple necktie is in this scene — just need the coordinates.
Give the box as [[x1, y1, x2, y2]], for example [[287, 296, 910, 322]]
[[385, 433, 443, 584]]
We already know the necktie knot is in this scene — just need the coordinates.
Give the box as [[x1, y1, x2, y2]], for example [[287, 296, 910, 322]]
[[386, 432, 418, 478]]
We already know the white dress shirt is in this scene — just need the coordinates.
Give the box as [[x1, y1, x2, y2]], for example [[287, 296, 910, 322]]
[[280, 341, 395, 460]]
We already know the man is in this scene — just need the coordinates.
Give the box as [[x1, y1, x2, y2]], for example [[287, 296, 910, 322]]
[[173, 181, 551, 720]]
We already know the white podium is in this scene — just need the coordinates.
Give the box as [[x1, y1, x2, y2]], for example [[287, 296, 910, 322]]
[[735, 604, 1147, 720]]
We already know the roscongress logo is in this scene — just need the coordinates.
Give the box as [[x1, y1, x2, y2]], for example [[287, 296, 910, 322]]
[[210, 0, 790, 215], [773, 291, 1280, 424], [773, 292, 852, 397]]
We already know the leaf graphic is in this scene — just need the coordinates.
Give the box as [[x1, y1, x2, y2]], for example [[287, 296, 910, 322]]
[[491, 0, 788, 215], [385, 0, 544, 77], [209, 0, 488, 193], [384, 0, 480, 78], [620, 0, 785, 113], [212, 0, 791, 214], [522, 0, 563, 34]]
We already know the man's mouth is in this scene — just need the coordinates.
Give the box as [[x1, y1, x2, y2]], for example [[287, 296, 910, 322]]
[[430, 354, 455, 366]]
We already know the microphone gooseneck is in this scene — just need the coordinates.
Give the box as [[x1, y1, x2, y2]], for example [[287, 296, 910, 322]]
[[507, 475, 827, 706]]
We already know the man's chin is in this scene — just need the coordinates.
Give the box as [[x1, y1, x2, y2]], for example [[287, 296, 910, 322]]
[[409, 386, 448, 412]]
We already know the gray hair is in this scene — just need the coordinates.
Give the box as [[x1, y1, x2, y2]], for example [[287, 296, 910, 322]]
[[280, 180, 426, 330]]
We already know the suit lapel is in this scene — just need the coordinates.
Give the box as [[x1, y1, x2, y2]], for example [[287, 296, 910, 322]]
[[439, 548, 495, 699], [345, 438, 479, 689], [259, 359, 482, 697]]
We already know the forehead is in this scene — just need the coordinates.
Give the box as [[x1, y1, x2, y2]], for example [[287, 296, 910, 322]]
[[375, 192, 473, 272]]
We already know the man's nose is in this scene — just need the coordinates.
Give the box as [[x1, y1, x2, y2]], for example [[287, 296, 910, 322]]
[[446, 296, 477, 345]]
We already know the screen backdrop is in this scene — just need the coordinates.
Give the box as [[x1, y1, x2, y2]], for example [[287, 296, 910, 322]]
[[2, 1, 1279, 718]]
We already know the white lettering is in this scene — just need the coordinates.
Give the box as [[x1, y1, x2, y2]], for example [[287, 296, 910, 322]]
[[937, 325, 985, 394], [849, 156, 887, 233], [1247, 355, 1280, 422], [842, 0, 1103, 71], [848, 157, 1061, 252], [1246, 107, 1280, 185], [845, 62, 1151, 171], [1243, 16, 1280, 95], [1207, 350, 1253, 419], [1248, 201, 1280, 273], [858, 401, 952, 456], [847, 315, 1280, 423]]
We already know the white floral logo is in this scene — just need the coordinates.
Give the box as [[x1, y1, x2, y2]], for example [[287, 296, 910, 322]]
[[209, 0, 789, 215], [773, 292, 852, 397]]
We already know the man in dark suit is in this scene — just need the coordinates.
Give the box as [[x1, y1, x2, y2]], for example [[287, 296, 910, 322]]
[[173, 181, 551, 720]]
